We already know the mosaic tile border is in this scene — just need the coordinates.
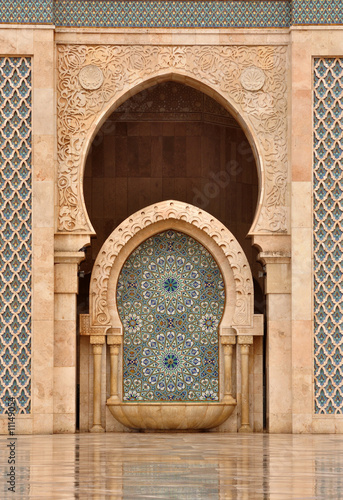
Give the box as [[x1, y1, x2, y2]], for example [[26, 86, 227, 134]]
[[1, 1, 342, 27], [293, 1, 343, 25], [53, 1, 291, 28], [0, 57, 32, 415], [313, 58, 343, 415], [0, 1, 53, 24]]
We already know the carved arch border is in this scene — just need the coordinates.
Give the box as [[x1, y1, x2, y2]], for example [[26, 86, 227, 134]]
[[89, 200, 253, 330], [57, 44, 288, 235]]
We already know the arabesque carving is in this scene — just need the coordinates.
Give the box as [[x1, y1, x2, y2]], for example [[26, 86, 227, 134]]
[[90, 200, 253, 328], [57, 44, 288, 234]]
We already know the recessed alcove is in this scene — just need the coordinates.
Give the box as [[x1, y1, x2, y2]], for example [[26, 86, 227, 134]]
[[80, 81, 260, 285], [78, 81, 264, 432]]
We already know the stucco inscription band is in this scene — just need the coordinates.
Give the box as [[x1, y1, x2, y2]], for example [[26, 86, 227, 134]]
[[57, 44, 288, 235]]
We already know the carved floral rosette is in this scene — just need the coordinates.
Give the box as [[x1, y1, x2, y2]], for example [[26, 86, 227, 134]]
[[90, 201, 253, 327], [57, 44, 288, 234]]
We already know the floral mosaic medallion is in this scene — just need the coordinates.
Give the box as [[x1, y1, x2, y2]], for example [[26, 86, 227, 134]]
[[117, 230, 225, 402]]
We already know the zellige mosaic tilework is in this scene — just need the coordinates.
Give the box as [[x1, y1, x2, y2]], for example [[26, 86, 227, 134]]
[[117, 230, 225, 402], [1, 0, 342, 27], [54, 1, 291, 28], [293, 1, 343, 25], [0, 58, 32, 414], [0, 1, 53, 24], [314, 58, 343, 414]]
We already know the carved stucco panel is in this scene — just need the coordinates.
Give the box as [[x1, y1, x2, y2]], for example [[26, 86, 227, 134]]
[[57, 44, 288, 234], [90, 201, 253, 328]]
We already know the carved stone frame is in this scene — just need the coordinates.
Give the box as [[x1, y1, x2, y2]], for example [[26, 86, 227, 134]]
[[56, 44, 288, 236], [57, 44, 286, 432], [86, 200, 262, 335], [80, 200, 263, 431]]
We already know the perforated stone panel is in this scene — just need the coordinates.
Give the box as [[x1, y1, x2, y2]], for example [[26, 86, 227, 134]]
[[314, 58, 343, 414], [117, 230, 225, 402]]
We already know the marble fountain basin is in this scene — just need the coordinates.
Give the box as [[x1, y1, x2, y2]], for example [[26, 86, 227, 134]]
[[107, 399, 236, 430]]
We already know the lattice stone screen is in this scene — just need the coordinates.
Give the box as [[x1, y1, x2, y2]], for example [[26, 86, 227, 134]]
[[117, 230, 225, 402], [0, 58, 32, 414], [314, 58, 343, 414]]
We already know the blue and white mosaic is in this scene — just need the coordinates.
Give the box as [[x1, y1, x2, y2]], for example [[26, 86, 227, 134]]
[[0, 58, 32, 414], [117, 230, 225, 402], [314, 58, 343, 414]]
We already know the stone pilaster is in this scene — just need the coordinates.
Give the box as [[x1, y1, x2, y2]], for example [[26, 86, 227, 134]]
[[53, 251, 85, 433]]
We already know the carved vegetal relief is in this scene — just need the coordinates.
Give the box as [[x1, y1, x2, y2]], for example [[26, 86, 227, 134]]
[[57, 44, 288, 234], [90, 200, 253, 328]]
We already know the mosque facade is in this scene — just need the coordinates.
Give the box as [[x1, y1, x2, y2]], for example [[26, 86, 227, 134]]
[[0, 0, 343, 434]]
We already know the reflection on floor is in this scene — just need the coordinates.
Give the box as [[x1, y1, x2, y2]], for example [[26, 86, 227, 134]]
[[1, 433, 343, 499]]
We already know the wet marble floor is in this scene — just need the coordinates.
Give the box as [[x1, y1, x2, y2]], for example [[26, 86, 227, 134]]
[[1, 433, 343, 499]]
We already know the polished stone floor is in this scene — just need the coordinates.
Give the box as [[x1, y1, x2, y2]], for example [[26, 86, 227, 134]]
[[1, 433, 343, 499]]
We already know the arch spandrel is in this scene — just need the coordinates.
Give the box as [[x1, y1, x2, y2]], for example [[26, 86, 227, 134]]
[[89, 200, 253, 332], [57, 44, 289, 236]]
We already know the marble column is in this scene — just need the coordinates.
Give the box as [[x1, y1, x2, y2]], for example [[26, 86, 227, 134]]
[[90, 335, 105, 433], [221, 336, 236, 404], [238, 335, 253, 433], [107, 335, 122, 403]]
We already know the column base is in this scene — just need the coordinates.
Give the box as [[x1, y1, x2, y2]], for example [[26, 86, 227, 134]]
[[239, 424, 252, 433], [222, 395, 236, 405], [107, 396, 121, 404], [90, 424, 105, 433]]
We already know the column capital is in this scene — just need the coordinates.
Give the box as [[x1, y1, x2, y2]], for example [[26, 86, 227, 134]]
[[90, 335, 106, 345], [54, 251, 85, 265], [258, 253, 291, 294], [80, 314, 107, 336], [221, 336, 236, 345], [258, 251, 291, 266], [107, 335, 122, 345], [237, 335, 253, 345]]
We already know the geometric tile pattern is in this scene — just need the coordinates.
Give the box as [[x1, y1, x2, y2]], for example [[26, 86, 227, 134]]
[[0, 58, 32, 414], [313, 58, 343, 414], [54, 1, 291, 28], [117, 230, 225, 402], [0, 1, 53, 24], [293, 1, 343, 25], [1, 0, 342, 27]]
